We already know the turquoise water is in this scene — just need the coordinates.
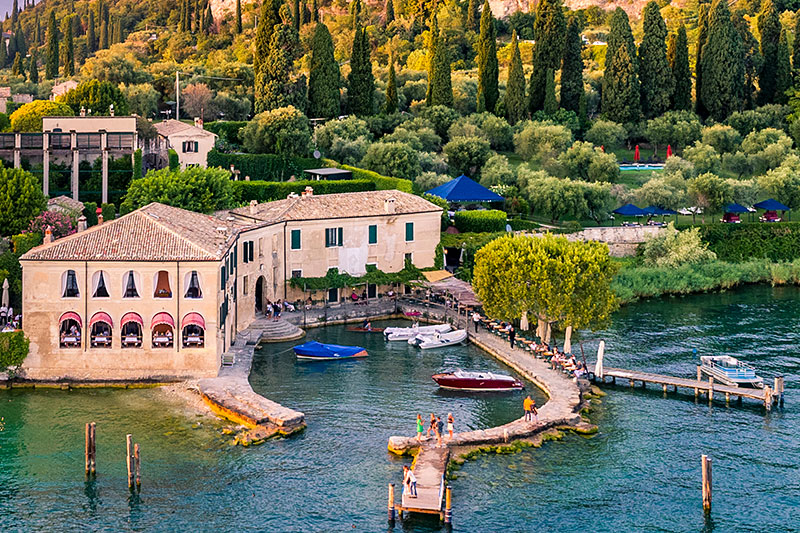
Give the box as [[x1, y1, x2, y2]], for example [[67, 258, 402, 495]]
[[1, 287, 799, 531]]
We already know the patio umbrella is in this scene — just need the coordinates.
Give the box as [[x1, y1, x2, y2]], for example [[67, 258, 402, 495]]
[[753, 199, 790, 211], [612, 203, 648, 216], [725, 203, 749, 213], [634, 145, 640, 162], [520, 312, 529, 331], [1, 278, 8, 308], [666, 145, 672, 158]]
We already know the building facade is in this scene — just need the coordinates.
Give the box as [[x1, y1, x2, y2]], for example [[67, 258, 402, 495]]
[[19, 190, 442, 380], [151, 119, 217, 169]]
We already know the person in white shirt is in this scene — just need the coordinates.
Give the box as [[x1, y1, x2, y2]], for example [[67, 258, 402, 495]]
[[403, 465, 417, 498], [472, 312, 480, 333]]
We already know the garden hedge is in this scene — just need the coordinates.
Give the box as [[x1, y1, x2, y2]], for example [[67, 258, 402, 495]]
[[0, 331, 29, 372], [232, 179, 377, 202], [696, 222, 800, 262], [508, 219, 540, 231], [454, 210, 507, 233]]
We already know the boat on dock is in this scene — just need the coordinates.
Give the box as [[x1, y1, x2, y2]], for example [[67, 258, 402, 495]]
[[384, 323, 451, 341], [700, 356, 764, 388], [409, 329, 468, 349], [293, 341, 368, 361], [432, 370, 524, 391]]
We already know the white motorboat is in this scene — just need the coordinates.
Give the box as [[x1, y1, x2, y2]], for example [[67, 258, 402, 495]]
[[384, 323, 451, 341], [699, 355, 764, 388], [412, 329, 468, 350]]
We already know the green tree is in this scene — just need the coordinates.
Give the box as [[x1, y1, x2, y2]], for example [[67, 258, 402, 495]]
[[348, 25, 375, 116], [293, 0, 301, 31], [241, 106, 311, 156], [0, 28, 6, 68], [384, 0, 394, 26], [794, 11, 800, 75], [640, 223, 717, 268], [100, 2, 109, 48], [430, 29, 453, 107], [87, 9, 97, 52], [529, 0, 566, 113], [688, 172, 733, 222], [758, 154, 800, 208], [256, 22, 303, 113], [700, 0, 744, 122], [254, 0, 282, 95], [560, 17, 583, 115], [638, 1, 674, 118], [385, 55, 398, 114], [60, 15, 75, 78], [0, 332, 30, 373], [668, 24, 691, 111], [361, 142, 422, 178], [120, 167, 236, 214], [10, 101, 73, 132], [558, 140, 620, 182], [60, 80, 130, 116], [45, 9, 58, 80], [476, 0, 498, 112], [602, 8, 640, 124], [0, 166, 47, 236], [733, 10, 762, 111], [505, 30, 526, 125], [473, 233, 618, 330], [425, 12, 438, 105], [28, 48, 38, 84], [543, 69, 557, 115], [757, 0, 781, 105], [307, 23, 340, 119], [11, 53, 21, 76], [466, 0, 479, 31], [695, 4, 709, 118], [775, 28, 792, 105], [443, 135, 492, 176], [235, 0, 243, 33], [585, 119, 626, 149]]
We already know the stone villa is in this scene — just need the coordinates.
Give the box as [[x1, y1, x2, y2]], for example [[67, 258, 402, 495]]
[[19, 189, 442, 381]]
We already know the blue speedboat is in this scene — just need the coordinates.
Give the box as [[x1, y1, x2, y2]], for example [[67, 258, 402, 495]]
[[293, 341, 368, 361]]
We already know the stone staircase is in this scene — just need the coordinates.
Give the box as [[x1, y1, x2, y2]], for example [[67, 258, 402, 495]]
[[251, 317, 306, 343]]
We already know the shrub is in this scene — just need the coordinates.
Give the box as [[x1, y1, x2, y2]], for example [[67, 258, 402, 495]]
[[242, 105, 311, 156], [701, 124, 741, 154], [416, 171, 451, 192], [0, 166, 47, 236], [644, 110, 702, 150], [9, 100, 73, 132], [168, 149, 179, 170], [454, 210, 507, 233], [360, 142, 421, 179], [83, 201, 98, 226], [639, 223, 716, 268], [448, 113, 513, 151], [697, 223, 800, 261], [233, 179, 376, 202], [584, 119, 626, 150], [315, 116, 372, 152], [207, 150, 319, 181], [101, 202, 116, 221], [558, 141, 620, 182], [513, 120, 573, 162], [683, 142, 720, 174], [479, 154, 516, 187], [336, 164, 414, 192], [205, 121, 248, 145], [419, 105, 460, 139], [26, 211, 76, 239], [120, 166, 236, 214], [11, 232, 42, 254], [508, 218, 538, 231], [0, 331, 29, 372], [58, 80, 129, 116]]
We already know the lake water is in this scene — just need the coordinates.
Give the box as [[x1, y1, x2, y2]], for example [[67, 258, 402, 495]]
[[1, 285, 798, 532]]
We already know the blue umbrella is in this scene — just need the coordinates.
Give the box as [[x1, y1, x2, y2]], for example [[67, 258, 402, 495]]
[[753, 199, 790, 211], [643, 206, 678, 215], [612, 203, 648, 216], [725, 203, 750, 213], [426, 175, 504, 202]]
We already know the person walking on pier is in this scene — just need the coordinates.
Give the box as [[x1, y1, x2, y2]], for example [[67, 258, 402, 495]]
[[416, 414, 424, 443], [426, 413, 436, 438], [531, 400, 539, 424], [523, 395, 533, 422], [508, 325, 516, 349], [472, 311, 480, 333], [403, 465, 417, 498], [446, 413, 454, 442], [435, 416, 444, 447]]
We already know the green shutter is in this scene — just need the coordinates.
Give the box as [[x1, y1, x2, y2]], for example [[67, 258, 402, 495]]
[[291, 229, 301, 250], [325, 228, 331, 247], [368, 225, 377, 244], [405, 222, 414, 241], [338, 227, 343, 246]]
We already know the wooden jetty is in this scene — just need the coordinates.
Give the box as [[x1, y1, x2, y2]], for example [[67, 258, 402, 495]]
[[390, 446, 451, 521]]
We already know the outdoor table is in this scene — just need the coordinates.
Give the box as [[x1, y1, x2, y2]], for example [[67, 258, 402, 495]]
[[153, 336, 172, 347], [62, 336, 80, 347], [123, 336, 141, 347], [92, 336, 110, 347], [184, 336, 203, 346]]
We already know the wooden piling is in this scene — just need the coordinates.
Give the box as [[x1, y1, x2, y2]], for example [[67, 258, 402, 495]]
[[764, 385, 772, 411], [708, 377, 714, 404], [90, 423, 96, 475], [695, 366, 701, 397], [126, 434, 134, 489], [444, 486, 452, 524], [662, 384, 667, 394], [387, 483, 395, 522], [701, 455, 712, 512], [85, 422, 96, 476], [134, 443, 141, 490], [774, 377, 784, 407], [725, 392, 730, 405]]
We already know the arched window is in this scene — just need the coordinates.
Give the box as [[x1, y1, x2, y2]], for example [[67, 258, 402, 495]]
[[182, 312, 205, 348], [62, 270, 80, 298], [123, 271, 140, 298], [153, 271, 172, 298], [92, 271, 110, 298], [59, 312, 81, 348], [184, 271, 202, 299], [120, 312, 143, 348], [151, 312, 174, 348], [89, 312, 113, 348]]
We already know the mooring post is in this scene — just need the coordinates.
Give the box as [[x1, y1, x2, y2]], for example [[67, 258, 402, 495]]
[[90, 422, 96, 475], [701, 455, 712, 512], [126, 434, 134, 489], [725, 392, 730, 405], [695, 366, 701, 398], [85, 423, 91, 476], [708, 376, 714, 404], [662, 384, 667, 394], [444, 485, 452, 524], [774, 377, 784, 407], [764, 385, 772, 411], [387, 483, 395, 523], [134, 443, 141, 490]]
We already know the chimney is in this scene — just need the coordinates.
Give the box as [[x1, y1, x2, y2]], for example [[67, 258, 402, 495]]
[[194, 117, 204, 129], [77, 215, 87, 232], [44, 225, 53, 244], [384, 197, 396, 214], [302, 186, 314, 197], [80, 106, 86, 117], [96, 206, 103, 225], [249, 200, 258, 215], [109, 103, 115, 117]]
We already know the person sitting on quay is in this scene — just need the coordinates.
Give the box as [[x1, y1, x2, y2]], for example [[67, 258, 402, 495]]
[[283, 300, 296, 312]]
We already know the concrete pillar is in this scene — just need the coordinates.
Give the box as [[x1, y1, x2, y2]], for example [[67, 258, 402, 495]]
[[101, 132, 109, 205], [72, 149, 80, 201], [13, 132, 20, 168], [42, 134, 50, 197]]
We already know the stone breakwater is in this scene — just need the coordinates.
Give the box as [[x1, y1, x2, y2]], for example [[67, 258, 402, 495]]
[[388, 327, 590, 454]]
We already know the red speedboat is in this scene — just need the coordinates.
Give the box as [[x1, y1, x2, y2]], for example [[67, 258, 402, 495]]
[[432, 370, 524, 391]]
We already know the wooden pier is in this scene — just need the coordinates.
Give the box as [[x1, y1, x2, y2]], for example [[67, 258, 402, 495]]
[[390, 446, 451, 521]]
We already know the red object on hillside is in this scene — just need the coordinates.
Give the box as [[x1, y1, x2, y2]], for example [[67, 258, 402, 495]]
[[600, 145, 604, 152], [634, 145, 640, 162], [666, 145, 673, 158]]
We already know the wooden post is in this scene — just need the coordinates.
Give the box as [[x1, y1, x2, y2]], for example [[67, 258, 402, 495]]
[[126, 434, 134, 489], [387, 483, 395, 522], [662, 384, 667, 394], [695, 366, 701, 397], [725, 392, 730, 405], [701, 455, 712, 512], [444, 485, 452, 524], [708, 376, 714, 404], [774, 377, 784, 407], [764, 385, 772, 411], [134, 443, 141, 490], [90, 422, 96, 475], [85, 423, 91, 475]]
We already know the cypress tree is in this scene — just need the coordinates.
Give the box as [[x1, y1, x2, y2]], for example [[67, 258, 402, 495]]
[[543, 69, 557, 115], [733, 9, 761, 110], [14, 21, 26, 59], [11, 53, 21, 76], [61, 15, 75, 77], [430, 28, 453, 107], [0, 37, 7, 69], [602, 7, 640, 124], [204, 3, 213, 33], [695, 4, 709, 118], [560, 17, 583, 114], [293, 0, 300, 31], [88, 9, 96, 52], [347, 25, 375, 116], [466, 0, 479, 32], [179, 0, 185, 31], [254, 0, 281, 79], [7, 24, 17, 62], [757, 0, 781, 105], [425, 12, 438, 105], [235, 0, 242, 33], [476, 0, 498, 112], [668, 24, 692, 111], [700, 0, 744, 122], [100, 5, 109, 48], [775, 27, 792, 104], [308, 22, 340, 118], [529, 0, 566, 113], [638, 1, 674, 118], [34, 11, 40, 45], [11, 0, 17, 25], [350, 0, 362, 30], [384, 0, 394, 26], [45, 9, 58, 80], [312, 0, 319, 23], [794, 11, 800, 73], [29, 48, 38, 84], [257, 21, 302, 113], [505, 30, 526, 125], [385, 54, 398, 114]]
